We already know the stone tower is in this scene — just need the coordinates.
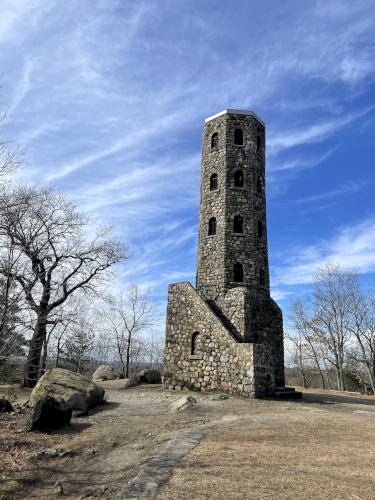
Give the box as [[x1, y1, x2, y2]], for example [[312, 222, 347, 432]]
[[164, 109, 289, 398], [196, 109, 269, 306]]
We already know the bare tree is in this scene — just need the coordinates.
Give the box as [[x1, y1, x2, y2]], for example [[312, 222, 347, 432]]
[[289, 264, 375, 393], [100, 286, 155, 378], [0, 185, 126, 387], [309, 263, 355, 391], [285, 328, 310, 388], [289, 300, 327, 389], [144, 332, 164, 369], [63, 316, 95, 373], [347, 289, 375, 393], [0, 108, 22, 179]]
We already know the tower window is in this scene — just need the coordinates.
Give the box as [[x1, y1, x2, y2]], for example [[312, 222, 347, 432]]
[[191, 332, 199, 355], [258, 221, 264, 238], [234, 128, 243, 146], [234, 215, 243, 233], [256, 136, 262, 152], [208, 217, 217, 235], [260, 269, 266, 286], [234, 170, 244, 187], [234, 262, 244, 282], [210, 173, 218, 191], [211, 133, 219, 150], [257, 177, 262, 193]]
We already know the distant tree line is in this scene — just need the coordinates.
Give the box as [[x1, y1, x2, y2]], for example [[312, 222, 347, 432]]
[[287, 263, 375, 394], [0, 94, 163, 386]]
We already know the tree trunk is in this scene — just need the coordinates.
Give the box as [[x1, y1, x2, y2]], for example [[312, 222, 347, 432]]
[[40, 337, 48, 377], [126, 341, 131, 379], [23, 315, 47, 388], [55, 338, 61, 367], [336, 365, 345, 391], [318, 366, 326, 390]]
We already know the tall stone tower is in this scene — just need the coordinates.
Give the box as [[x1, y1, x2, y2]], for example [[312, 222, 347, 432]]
[[196, 109, 269, 305], [164, 109, 290, 398]]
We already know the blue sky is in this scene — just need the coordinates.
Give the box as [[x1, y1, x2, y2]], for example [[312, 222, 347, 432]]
[[1, 0, 375, 323]]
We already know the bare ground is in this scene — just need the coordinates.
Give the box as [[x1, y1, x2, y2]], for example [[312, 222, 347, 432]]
[[1, 384, 375, 499]]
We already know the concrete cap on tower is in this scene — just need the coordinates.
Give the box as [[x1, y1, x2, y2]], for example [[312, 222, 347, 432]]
[[204, 109, 265, 126]]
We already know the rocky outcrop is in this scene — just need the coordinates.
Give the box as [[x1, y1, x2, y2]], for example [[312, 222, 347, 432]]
[[27, 396, 72, 431], [29, 368, 105, 412], [135, 369, 162, 384], [92, 365, 116, 381]]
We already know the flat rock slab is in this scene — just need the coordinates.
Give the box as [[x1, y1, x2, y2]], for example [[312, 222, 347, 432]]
[[116, 418, 226, 499]]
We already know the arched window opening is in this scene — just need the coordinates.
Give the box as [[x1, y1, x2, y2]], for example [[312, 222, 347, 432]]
[[256, 135, 262, 152], [234, 128, 243, 146], [211, 133, 219, 150], [258, 221, 264, 238], [234, 170, 244, 187], [260, 269, 266, 286], [234, 215, 243, 233], [208, 217, 217, 235], [191, 332, 199, 355], [210, 173, 218, 191], [234, 262, 244, 283]]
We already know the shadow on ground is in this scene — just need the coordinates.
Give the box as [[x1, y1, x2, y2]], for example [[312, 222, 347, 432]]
[[302, 391, 375, 407]]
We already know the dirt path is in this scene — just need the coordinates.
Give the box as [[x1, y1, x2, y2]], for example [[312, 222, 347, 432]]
[[1, 386, 375, 499], [1, 385, 245, 499]]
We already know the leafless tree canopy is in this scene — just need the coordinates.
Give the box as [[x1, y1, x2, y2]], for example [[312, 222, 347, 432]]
[[0, 108, 22, 178], [288, 263, 375, 394], [0, 185, 127, 387], [99, 286, 157, 378]]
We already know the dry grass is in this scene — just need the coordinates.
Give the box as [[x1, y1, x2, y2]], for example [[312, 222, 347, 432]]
[[157, 408, 375, 499]]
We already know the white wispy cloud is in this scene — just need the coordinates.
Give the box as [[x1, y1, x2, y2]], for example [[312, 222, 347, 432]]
[[268, 147, 336, 173], [295, 181, 366, 204], [1, 0, 375, 309], [268, 106, 375, 155], [274, 217, 375, 287]]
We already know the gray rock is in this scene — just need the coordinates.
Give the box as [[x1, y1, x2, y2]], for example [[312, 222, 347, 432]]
[[135, 369, 162, 384], [92, 365, 116, 381], [27, 396, 72, 432], [29, 447, 78, 460], [0, 399, 13, 412], [169, 396, 197, 412], [29, 368, 105, 412], [209, 393, 229, 401], [53, 481, 64, 495]]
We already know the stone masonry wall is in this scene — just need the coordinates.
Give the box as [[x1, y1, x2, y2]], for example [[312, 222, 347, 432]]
[[164, 282, 274, 397], [196, 113, 227, 303]]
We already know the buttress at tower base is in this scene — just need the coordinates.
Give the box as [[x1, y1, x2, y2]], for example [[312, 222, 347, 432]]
[[164, 282, 284, 397]]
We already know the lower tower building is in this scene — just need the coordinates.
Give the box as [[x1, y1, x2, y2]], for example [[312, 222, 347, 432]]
[[164, 109, 287, 397]]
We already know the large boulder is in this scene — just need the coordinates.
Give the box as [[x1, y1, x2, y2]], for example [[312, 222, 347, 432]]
[[92, 365, 116, 382], [0, 399, 13, 413], [135, 369, 162, 384], [27, 396, 72, 431], [29, 368, 105, 412]]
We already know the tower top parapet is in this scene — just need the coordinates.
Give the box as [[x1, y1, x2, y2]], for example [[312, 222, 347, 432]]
[[204, 109, 265, 126]]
